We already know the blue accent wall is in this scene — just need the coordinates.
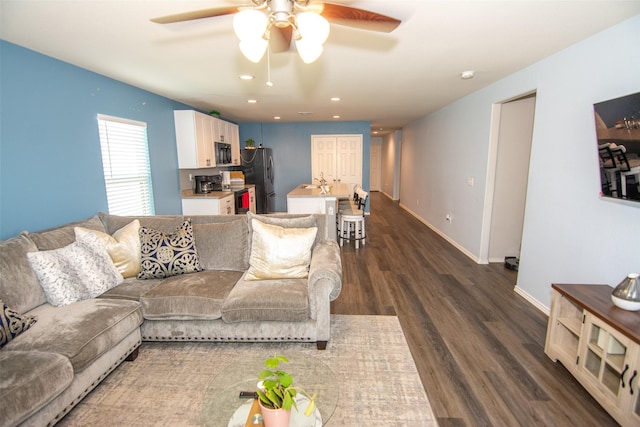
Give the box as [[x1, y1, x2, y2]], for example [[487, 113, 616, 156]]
[[0, 41, 371, 238], [0, 41, 190, 239], [239, 122, 371, 212]]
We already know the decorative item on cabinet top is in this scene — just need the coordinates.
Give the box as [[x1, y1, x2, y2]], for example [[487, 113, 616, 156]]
[[612, 273, 640, 311]]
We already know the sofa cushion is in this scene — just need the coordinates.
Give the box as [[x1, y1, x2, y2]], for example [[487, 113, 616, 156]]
[[193, 219, 249, 271], [26, 233, 123, 307], [75, 220, 141, 278], [99, 212, 185, 235], [26, 215, 105, 251], [246, 219, 317, 281], [0, 300, 37, 348], [221, 275, 310, 323], [100, 277, 164, 301], [0, 234, 46, 313], [140, 271, 242, 320], [0, 350, 73, 427], [3, 298, 143, 372], [138, 220, 202, 279]]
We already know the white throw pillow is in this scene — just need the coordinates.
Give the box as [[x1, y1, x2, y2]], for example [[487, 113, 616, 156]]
[[245, 219, 317, 281], [26, 232, 123, 307], [75, 220, 141, 278]]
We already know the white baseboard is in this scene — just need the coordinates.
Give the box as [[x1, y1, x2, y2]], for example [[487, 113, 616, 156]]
[[514, 286, 550, 316], [399, 203, 482, 264], [381, 191, 398, 201]]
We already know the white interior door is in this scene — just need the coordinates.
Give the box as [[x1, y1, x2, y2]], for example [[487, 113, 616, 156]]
[[311, 136, 337, 183], [312, 134, 362, 188], [336, 135, 363, 188], [488, 95, 535, 262]]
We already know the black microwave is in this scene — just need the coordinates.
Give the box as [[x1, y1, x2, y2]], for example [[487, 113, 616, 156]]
[[215, 142, 232, 165]]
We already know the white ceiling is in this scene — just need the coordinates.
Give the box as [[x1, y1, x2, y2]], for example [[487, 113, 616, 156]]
[[2, 1, 639, 134]]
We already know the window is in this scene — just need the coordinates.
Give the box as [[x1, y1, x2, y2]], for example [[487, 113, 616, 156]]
[[97, 114, 155, 215]]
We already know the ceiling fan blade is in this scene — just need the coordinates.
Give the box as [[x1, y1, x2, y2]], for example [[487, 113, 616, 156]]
[[269, 26, 293, 53], [151, 6, 239, 24], [318, 3, 401, 33]]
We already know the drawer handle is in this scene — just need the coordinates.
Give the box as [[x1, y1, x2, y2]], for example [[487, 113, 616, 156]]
[[621, 364, 629, 388], [630, 370, 638, 395]]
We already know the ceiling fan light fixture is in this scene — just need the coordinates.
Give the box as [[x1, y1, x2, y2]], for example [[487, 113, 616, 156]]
[[239, 38, 268, 63], [295, 12, 330, 44], [296, 38, 323, 64], [233, 9, 268, 40]]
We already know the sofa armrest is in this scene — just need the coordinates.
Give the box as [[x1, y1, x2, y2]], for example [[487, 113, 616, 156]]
[[308, 240, 342, 302]]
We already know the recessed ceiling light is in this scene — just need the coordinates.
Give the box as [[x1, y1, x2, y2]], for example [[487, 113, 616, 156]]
[[274, 116, 281, 120], [330, 97, 341, 102], [248, 99, 257, 103], [239, 74, 255, 80], [333, 115, 340, 119], [460, 70, 475, 79]]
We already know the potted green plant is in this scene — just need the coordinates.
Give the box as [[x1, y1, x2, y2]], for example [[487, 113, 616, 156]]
[[245, 138, 256, 149], [256, 355, 316, 427], [209, 109, 221, 117]]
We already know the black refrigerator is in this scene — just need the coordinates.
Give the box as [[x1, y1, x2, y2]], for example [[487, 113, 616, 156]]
[[240, 148, 274, 213]]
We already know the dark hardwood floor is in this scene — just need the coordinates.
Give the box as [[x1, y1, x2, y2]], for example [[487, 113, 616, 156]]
[[331, 192, 618, 427]]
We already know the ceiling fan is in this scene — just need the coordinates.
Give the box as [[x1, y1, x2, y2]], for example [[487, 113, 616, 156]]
[[151, 0, 401, 63]]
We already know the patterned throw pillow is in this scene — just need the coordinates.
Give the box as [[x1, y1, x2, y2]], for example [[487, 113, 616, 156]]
[[26, 233, 124, 307], [0, 299, 37, 348], [138, 219, 202, 279]]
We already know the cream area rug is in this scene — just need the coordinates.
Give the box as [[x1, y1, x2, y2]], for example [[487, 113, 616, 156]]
[[57, 315, 437, 426]]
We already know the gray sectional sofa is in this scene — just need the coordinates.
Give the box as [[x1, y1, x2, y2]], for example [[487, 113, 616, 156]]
[[0, 212, 342, 427]]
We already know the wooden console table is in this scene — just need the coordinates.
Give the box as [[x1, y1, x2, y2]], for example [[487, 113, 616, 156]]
[[545, 283, 640, 426]]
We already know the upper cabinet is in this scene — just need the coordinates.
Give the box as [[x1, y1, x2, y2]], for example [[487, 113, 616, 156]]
[[228, 122, 240, 166], [174, 110, 216, 168], [174, 110, 240, 168]]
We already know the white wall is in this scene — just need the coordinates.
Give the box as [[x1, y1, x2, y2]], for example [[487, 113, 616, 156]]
[[400, 15, 640, 310], [382, 130, 402, 200]]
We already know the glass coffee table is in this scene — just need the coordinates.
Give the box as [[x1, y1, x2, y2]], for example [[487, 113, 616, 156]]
[[201, 353, 338, 427]]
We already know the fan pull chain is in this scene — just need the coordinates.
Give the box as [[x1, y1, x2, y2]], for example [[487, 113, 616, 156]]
[[266, 44, 273, 87]]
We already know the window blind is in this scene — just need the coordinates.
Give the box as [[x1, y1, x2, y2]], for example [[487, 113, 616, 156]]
[[97, 114, 155, 216]]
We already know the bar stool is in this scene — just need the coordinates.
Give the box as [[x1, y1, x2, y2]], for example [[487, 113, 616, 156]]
[[338, 189, 368, 249]]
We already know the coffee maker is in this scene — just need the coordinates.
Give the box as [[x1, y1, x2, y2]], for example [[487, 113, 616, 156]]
[[221, 171, 231, 190], [194, 175, 220, 193]]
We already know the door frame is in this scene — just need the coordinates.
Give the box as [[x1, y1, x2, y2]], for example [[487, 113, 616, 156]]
[[479, 90, 536, 264]]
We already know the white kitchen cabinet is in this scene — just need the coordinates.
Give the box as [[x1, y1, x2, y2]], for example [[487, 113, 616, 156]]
[[545, 284, 640, 426], [174, 110, 216, 168], [248, 186, 256, 213], [228, 122, 240, 166], [181, 194, 234, 215]]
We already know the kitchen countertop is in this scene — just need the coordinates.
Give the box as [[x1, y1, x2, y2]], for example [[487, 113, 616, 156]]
[[287, 183, 352, 198], [181, 184, 254, 199]]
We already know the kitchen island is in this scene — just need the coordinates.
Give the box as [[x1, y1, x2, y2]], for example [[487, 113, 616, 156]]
[[287, 183, 352, 240]]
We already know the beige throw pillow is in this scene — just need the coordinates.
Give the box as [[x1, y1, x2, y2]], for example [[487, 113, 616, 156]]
[[245, 219, 317, 281], [75, 220, 141, 278]]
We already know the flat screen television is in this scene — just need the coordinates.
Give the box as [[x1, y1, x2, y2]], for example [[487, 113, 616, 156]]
[[593, 92, 640, 203]]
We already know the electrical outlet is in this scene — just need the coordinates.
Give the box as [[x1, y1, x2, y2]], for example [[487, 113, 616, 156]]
[[189, 174, 193, 182], [467, 177, 474, 187]]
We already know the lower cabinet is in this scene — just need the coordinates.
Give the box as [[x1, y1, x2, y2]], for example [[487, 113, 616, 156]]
[[545, 284, 640, 426], [182, 194, 234, 215]]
